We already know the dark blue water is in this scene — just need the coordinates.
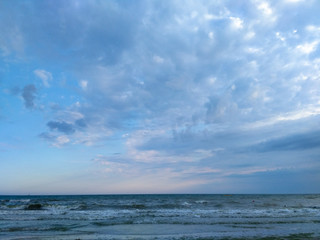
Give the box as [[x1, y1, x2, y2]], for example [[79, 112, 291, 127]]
[[0, 194, 319, 239]]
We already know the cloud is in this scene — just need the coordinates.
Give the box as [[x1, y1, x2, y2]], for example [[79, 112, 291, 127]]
[[39, 132, 70, 147], [257, 1, 273, 16], [34, 69, 52, 87], [250, 131, 320, 152], [244, 107, 320, 129], [79, 80, 88, 90], [284, 0, 305, 3], [7, 1, 320, 145], [229, 17, 244, 30], [296, 41, 319, 54], [2, 0, 320, 192], [22, 84, 36, 109], [47, 121, 75, 134]]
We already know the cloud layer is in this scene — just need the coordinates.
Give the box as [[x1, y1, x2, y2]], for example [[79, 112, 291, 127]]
[[1, 0, 320, 193]]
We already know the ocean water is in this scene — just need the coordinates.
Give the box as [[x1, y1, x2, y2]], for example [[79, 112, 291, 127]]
[[0, 194, 319, 239]]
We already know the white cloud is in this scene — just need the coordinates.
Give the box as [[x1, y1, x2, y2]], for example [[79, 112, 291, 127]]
[[296, 41, 319, 54], [207, 77, 216, 85], [34, 69, 52, 87], [56, 135, 70, 145], [244, 31, 256, 40], [284, 0, 305, 3], [204, 14, 220, 21], [306, 25, 320, 36], [257, 1, 273, 15], [190, 11, 198, 19], [80, 80, 88, 90], [223, 166, 290, 177], [246, 47, 263, 54], [248, 106, 320, 129], [124, 129, 214, 164], [229, 17, 244, 30], [153, 55, 164, 63], [253, 0, 277, 23], [208, 31, 214, 39], [251, 87, 271, 102], [276, 32, 286, 42]]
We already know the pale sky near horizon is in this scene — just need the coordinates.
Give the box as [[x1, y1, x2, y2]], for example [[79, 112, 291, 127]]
[[1, 0, 320, 194]]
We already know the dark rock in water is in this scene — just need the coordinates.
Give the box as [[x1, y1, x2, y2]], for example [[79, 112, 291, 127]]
[[25, 203, 42, 210]]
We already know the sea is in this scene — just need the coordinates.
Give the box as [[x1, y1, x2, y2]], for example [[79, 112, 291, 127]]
[[0, 194, 319, 240]]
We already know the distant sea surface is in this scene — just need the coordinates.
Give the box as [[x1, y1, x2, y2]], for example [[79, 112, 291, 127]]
[[0, 194, 320, 239]]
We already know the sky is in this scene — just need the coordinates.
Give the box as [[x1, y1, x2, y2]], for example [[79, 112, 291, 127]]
[[1, 0, 320, 195]]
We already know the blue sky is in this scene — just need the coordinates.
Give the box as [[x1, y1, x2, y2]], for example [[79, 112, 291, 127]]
[[1, 0, 320, 194]]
